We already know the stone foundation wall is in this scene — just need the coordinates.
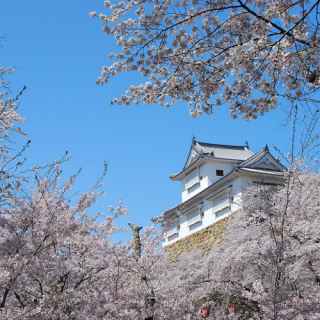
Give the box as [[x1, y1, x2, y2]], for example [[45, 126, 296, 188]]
[[165, 218, 229, 260]]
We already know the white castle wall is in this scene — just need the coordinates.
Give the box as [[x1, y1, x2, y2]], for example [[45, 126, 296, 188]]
[[181, 161, 235, 202], [163, 176, 249, 246]]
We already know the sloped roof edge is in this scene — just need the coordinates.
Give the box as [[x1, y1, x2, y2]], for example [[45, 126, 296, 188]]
[[170, 156, 242, 181], [155, 168, 286, 223], [172, 138, 252, 181], [239, 145, 287, 171]]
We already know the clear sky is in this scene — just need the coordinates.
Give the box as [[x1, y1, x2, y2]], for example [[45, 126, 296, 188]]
[[1, 1, 292, 230]]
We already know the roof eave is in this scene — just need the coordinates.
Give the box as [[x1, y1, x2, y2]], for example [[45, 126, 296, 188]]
[[170, 157, 203, 181], [163, 169, 240, 220], [170, 157, 243, 181], [238, 168, 286, 177], [240, 147, 287, 171], [158, 168, 286, 223]]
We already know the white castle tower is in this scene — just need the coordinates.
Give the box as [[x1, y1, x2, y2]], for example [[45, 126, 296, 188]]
[[155, 138, 286, 247]]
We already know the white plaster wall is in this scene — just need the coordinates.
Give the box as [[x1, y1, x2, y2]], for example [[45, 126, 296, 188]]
[[164, 196, 232, 246], [202, 161, 234, 185], [164, 190, 233, 246], [181, 175, 206, 202], [181, 161, 236, 202], [166, 202, 214, 243], [179, 208, 199, 239], [164, 174, 282, 246], [230, 176, 249, 212]]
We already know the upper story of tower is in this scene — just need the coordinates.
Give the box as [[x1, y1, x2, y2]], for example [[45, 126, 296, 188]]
[[170, 138, 254, 202]]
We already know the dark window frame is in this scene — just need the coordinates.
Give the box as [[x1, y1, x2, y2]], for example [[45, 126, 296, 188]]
[[216, 169, 224, 176]]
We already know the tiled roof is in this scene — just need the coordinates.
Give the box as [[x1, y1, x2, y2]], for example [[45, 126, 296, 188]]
[[191, 139, 253, 164], [156, 145, 287, 222], [239, 145, 287, 171], [172, 139, 254, 180]]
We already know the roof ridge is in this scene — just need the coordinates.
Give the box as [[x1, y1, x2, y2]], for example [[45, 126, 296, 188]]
[[239, 147, 287, 171], [195, 140, 249, 150], [239, 147, 267, 167]]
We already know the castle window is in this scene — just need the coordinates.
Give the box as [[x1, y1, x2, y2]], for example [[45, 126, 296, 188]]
[[215, 206, 230, 219], [167, 233, 179, 242], [216, 169, 224, 176], [185, 171, 201, 193], [187, 182, 200, 193], [166, 225, 180, 242], [189, 220, 202, 231], [211, 192, 231, 219], [187, 210, 202, 230]]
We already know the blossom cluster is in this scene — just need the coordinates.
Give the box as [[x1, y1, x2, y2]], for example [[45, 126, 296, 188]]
[[93, 0, 320, 118]]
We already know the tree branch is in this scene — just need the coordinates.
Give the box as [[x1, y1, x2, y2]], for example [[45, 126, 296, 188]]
[[238, 0, 311, 46]]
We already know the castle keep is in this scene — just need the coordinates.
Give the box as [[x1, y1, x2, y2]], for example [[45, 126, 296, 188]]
[[155, 138, 286, 248]]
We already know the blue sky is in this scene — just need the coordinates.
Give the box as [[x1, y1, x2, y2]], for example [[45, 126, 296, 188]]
[[1, 1, 292, 231]]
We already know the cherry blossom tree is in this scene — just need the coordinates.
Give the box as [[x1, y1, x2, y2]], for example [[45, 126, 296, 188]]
[[102, 167, 319, 320], [0, 64, 168, 320], [0, 167, 171, 320], [1, 57, 319, 320], [1, 75, 319, 319], [163, 169, 320, 320], [0, 66, 28, 207], [92, 0, 320, 118]]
